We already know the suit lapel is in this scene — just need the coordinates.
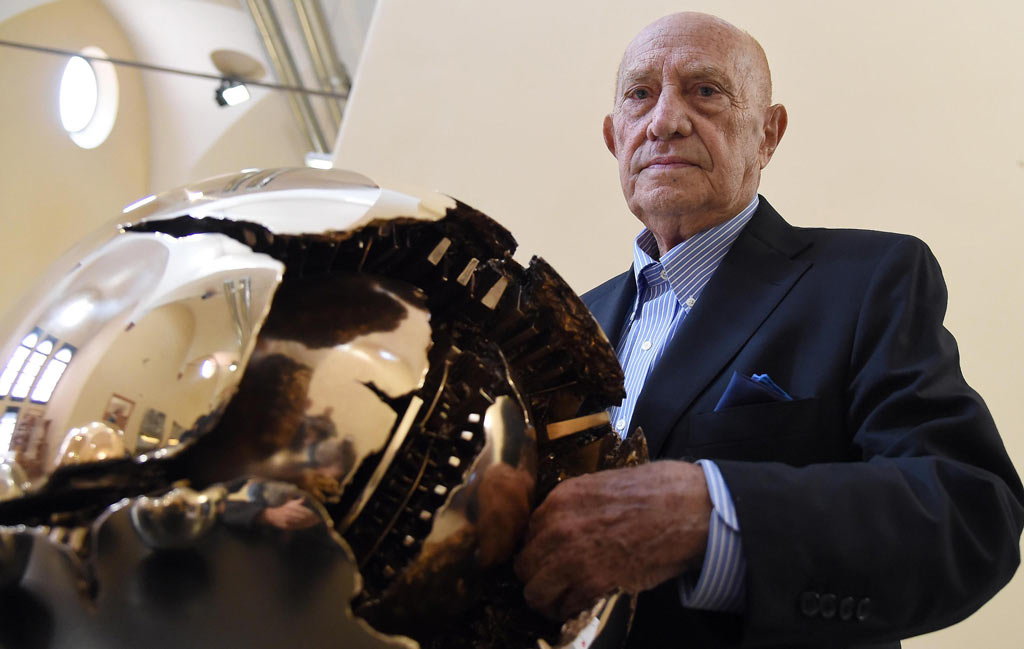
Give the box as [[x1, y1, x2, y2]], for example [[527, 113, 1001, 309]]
[[631, 199, 814, 458], [584, 269, 637, 350]]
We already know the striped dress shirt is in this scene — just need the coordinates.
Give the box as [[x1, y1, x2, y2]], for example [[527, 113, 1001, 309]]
[[609, 196, 758, 613]]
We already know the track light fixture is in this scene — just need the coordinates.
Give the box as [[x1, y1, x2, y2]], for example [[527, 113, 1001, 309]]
[[215, 79, 251, 107]]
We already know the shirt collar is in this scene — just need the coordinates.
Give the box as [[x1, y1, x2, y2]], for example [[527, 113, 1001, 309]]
[[631, 195, 759, 305]]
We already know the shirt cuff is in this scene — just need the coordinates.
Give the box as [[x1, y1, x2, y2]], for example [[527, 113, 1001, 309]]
[[677, 459, 746, 613]]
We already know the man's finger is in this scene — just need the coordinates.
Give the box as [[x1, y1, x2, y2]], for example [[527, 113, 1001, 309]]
[[522, 561, 572, 621], [515, 517, 567, 583], [559, 578, 612, 621], [522, 480, 577, 544]]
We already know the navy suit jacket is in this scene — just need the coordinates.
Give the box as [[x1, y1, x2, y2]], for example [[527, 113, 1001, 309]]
[[583, 198, 1024, 648]]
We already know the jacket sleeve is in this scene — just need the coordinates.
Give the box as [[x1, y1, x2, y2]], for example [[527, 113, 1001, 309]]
[[715, 236, 1024, 646]]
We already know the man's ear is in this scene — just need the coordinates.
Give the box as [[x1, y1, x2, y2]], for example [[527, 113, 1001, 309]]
[[603, 114, 617, 156], [759, 104, 788, 169]]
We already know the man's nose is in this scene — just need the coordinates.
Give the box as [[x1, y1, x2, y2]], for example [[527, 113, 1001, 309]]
[[646, 90, 693, 140]]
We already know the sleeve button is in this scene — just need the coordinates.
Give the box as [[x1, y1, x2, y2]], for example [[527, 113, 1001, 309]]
[[799, 591, 821, 617], [839, 596, 855, 621], [856, 597, 873, 622], [820, 593, 838, 619]]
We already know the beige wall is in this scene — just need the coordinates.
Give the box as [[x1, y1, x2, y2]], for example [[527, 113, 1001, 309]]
[[0, 0, 150, 314], [188, 91, 308, 184], [336, 1, 1024, 646], [0, 1, 151, 474]]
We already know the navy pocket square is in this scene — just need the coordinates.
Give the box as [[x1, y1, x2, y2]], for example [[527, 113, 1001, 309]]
[[714, 371, 793, 412]]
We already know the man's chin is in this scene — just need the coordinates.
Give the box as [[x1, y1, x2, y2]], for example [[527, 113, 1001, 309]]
[[629, 190, 709, 221]]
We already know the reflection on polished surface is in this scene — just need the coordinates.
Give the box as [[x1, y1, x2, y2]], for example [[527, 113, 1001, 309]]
[[0, 230, 283, 482], [0, 168, 630, 649], [129, 485, 226, 550], [55, 422, 127, 467], [421, 395, 536, 564], [0, 461, 27, 502], [0, 528, 30, 590], [253, 273, 432, 503]]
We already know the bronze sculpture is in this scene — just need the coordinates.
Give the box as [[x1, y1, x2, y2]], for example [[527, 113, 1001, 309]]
[[0, 168, 640, 649]]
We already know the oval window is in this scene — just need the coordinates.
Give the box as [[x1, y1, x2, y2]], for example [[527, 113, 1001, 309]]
[[59, 56, 97, 132], [58, 46, 118, 149]]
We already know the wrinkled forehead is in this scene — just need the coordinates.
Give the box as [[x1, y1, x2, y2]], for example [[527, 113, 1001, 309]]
[[617, 17, 761, 93]]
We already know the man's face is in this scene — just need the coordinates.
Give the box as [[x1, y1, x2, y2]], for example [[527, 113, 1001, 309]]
[[604, 14, 784, 238]]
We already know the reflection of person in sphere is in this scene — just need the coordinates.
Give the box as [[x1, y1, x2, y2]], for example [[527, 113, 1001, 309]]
[[222, 409, 357, 532], [311, 435, 357, 483], [293, 406, 337, 454], [221, 477, 320, 532], [222, 474, 317, 532], [253, 481, 321, 531]]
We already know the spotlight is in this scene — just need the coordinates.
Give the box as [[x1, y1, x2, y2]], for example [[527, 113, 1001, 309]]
[[214, 78, 250, 107]]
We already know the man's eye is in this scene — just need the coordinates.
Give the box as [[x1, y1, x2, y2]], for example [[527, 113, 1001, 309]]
[[627, 88, 651, 100], [697, 85, 718, 97]]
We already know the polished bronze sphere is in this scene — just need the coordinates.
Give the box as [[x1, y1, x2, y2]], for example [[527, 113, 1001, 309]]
[[0, 169, 631, 649]]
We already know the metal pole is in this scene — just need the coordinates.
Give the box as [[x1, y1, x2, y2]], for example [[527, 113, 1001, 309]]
[[242, 0, 329, 153], [0, 38, 348, 99], [293, 0, 351, 134]]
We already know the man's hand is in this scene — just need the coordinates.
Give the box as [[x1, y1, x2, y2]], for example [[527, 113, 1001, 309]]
[[514, 461, 711, 620], [258, 497, 321, 530]]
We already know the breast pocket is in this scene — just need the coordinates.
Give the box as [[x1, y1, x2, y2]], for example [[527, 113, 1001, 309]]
[[683, 397, 832, 465]]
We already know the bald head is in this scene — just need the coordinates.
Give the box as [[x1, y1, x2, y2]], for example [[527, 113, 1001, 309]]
[[603, 11, 787, 254], [616, 12, 773, 108]]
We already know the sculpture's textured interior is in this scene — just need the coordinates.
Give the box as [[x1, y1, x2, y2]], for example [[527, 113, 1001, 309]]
[[0, 169, 632, 649]]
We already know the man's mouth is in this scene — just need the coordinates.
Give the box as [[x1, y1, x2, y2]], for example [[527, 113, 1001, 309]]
[[643, 156, 697, 170]]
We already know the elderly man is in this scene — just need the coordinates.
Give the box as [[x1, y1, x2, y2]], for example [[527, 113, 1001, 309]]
[[516, 12, 1023, 648]]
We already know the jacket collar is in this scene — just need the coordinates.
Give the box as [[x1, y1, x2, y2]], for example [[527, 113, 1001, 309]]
[[587, 196, 814, 457]]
